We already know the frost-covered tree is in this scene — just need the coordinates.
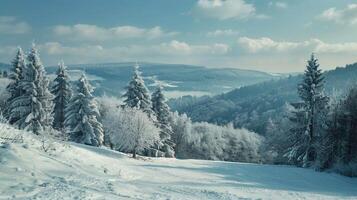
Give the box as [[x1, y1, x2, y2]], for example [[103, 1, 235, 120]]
[[5, 47, 26, 122], [287, 54, 328, 167], [152, 86, 175, 157], [0, 79, 11, 113], [64, 74, 103, 146], [103, 107, 160, 158], [122, 64, 154, 118], [334, 87, 357, 176], [8, 45, 53, 134], [169, 111, 191, 156], [168, 111, 263, 162], [51, 61, 72, 130], [96, 95, 122, 148], [318, 86, 357, 176]]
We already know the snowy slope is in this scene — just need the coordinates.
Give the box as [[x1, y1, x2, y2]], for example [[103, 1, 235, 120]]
[[0, 127, 357, 200]]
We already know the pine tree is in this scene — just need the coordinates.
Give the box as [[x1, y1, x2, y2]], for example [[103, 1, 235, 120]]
[[317, 87, 357, 176], [8, 45, 54, 134], [152, 86, 175, 157], [287, 54, 328, 167], [122, 64, 154, 118], [51, 61, 72, 130], [64, 74, 104, 146], [338, 87, 357, 167], [5, 47, 26, 123]]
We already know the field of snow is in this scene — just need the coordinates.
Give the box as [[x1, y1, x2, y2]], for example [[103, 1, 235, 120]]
[[0, 129, 357, 200]]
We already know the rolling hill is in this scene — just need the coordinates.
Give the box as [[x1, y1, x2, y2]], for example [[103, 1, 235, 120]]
[[0, 62, 283, 98], [169, 63, 357, 135]]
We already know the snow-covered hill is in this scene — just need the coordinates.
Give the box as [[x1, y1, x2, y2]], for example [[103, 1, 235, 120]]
[[1, 125, 356, 200], [0, 62, 282, 98]]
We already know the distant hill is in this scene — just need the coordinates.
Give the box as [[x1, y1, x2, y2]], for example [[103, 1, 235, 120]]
[[0, 62, 282, 98], [169, 63, 357, 135]]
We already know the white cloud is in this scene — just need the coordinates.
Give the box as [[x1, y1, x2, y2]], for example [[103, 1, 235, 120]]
[[3, 39, 357, 73], [275, 2, 287, 9], [269, 2, 287, 9], [238, 37, 307, 53], [0, 16, 31, 34], [207, 29, 239, 37], [319, 4, 357, 25], [158, 40, 229, 55], [312, 39, 357, 53], [238, 37, 357, 54], [53, 24, 178, 41], [195, 0, 256, 20], [30, 40, 230, 66], [38, 40, 229, 61]]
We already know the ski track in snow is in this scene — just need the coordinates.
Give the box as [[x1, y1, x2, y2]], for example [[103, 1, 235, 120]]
[[0, 137, 357, 200]]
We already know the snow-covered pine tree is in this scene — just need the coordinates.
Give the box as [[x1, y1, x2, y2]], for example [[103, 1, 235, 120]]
[[122, 64, 155, 118], [287, 54, 329, 167], [5, 47, 26, 123], [152, 86, 175, 157], [8, 45, 54, 134], [51, 61, 72, 130], [64, 74, 104, 146]]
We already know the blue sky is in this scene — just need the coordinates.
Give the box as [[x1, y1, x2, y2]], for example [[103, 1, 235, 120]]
[[1, 0, 357, 72]]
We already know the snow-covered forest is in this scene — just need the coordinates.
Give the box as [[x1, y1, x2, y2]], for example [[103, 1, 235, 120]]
[[0, 45, 356, 176], [0, 45, 356, 199], [2, 0, 357, 199]]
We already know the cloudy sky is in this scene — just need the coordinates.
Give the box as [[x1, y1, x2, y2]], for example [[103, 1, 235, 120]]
[[1, 0, 357, 73]]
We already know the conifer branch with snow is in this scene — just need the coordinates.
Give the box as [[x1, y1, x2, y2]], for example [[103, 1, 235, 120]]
[[64, 74, 103, 146], [51, 61, 72, 131], [152, 86, 175, 157], [287, 54, 329, 167], [122, 64, 155, 118], [7, 45, 54, 134]]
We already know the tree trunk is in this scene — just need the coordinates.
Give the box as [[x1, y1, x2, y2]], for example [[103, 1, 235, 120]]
[[133, 149, 136, 158]]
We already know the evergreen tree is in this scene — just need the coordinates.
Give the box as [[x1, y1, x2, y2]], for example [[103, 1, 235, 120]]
[[51, 61, 72, 130], [152, 86, 175, 157], [317, 98, 343, 170], [338, 87, 357, 167], [122, 64, 154, 118], [287, 54, 328, 167], [64, 74, 103, 146], [320, 87, 357, 175], [8, 45, 53, 133], [5, 47, 26, 123]]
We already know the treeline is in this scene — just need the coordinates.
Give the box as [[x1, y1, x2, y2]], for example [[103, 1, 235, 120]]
[[264, 54, 357, 176], [0, 45, 262, 163], [1, 45, 174, 157], [168, 54, 357, 176], [99, 97, 262, 162]]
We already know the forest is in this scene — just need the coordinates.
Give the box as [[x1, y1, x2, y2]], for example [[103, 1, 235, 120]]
[[0, 45, 356, 178]]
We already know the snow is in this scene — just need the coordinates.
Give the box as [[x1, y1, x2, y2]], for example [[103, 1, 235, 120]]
[[0, 129, 357, 200]]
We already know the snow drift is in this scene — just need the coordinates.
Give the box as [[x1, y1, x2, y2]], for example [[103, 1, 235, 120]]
[[0, 123, 357, 200]]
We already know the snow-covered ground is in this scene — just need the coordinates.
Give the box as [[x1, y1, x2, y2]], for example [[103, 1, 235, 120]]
[[0, 130, 357, 200]]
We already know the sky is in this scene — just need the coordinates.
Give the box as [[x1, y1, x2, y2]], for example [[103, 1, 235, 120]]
[[1, 0, 357, 73]]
